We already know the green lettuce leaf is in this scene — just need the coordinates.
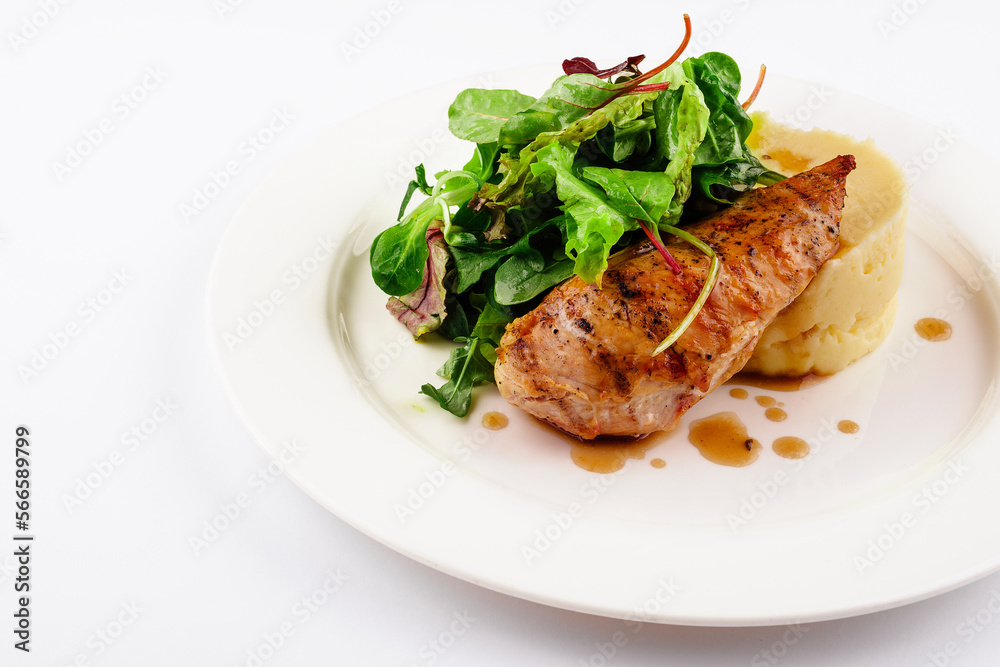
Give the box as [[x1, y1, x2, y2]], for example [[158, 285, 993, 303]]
[[653, 61, 710, 224], [531, 142, 632, 285], [448, 89, 537, 143], [474, 69, 672, 239], [499, 73, 618, 145]]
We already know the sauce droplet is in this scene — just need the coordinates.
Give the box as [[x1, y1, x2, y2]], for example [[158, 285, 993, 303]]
[[729, 388, 749, 399], [530, 419, 663, 473], [838, 420, 860, 434], [755, 395, 777, 407], [687, 412, 761, 467], [728, 372, 829, 392], [915, 317, 952, 342], [773, 436, 810, 459], [570, 439, 660, 474], [481, 412, 509, 430], [765, 407, 787, 422], [650, 458, 666, 469]]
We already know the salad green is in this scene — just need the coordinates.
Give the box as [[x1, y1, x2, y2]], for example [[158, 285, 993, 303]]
[[370, 16, 782, 417]]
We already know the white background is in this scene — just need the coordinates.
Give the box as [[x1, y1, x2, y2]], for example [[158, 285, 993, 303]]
[[3, 0, 1000, 665]]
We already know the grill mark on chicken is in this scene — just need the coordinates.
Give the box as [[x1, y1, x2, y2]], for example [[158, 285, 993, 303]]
[[494, 155, 856, 439]]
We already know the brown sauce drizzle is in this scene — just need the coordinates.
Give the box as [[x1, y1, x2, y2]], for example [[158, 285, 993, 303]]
[[527, 366, 858, 470], [530, 419, 662, 473], [773, 436, 810, 459], [838, 420, 860, 434], [687, 412, 761, 467], [481, 412, 509, 430], [729, 372, 830, 392], [915, 318, 952, 342], [569, 438, 661, 474]]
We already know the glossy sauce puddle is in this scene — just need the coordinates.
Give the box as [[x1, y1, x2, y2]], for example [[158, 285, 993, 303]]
[[915, 317, 952, 342], [530, 419, 666, 474], [524, 374, 866, 472], [688, 412, 762, 467], [512, 316, 953, 473]]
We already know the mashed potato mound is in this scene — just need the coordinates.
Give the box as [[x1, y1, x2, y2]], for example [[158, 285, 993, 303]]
[[742, 112, 908, 376]]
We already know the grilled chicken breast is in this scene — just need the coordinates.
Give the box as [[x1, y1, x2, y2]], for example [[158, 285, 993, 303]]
[[494, 155, 856, 439]]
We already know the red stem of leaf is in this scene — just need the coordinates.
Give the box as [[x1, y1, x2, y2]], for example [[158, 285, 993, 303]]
[[627, 15, 693, 87], [629, 82, 672, 94], [741, 64, 766, 110], [639, 221, 682, 274], [593, 15, 692, 111]]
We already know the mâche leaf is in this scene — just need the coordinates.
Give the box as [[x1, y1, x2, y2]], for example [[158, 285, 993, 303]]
[[370, 213, 435, 297]]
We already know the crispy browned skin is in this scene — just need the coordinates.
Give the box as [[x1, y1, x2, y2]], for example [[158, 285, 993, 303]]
[[494, 155, 856, 439]]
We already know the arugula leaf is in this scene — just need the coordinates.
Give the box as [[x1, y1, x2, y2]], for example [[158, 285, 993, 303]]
[[448, 204, 492, 235], [449, 231, 537, 293], [419, 301, 512, 417], [419, 337, 495, 417], [449, 89, 537, 143]]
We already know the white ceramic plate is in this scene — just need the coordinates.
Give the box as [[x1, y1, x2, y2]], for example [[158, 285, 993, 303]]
[[207, 66, 1000, 626]]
